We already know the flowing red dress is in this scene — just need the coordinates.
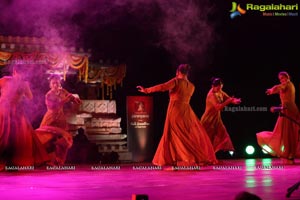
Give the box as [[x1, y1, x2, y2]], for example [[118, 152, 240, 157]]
[[256, 81, 300, 159], [36, 88, 73, 165], [145, 78, 217, 166], [0, 76, 49, 167], [200, 88, 235, 153]]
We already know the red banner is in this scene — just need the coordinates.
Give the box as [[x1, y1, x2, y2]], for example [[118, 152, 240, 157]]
[[127, 96, 153, 162]]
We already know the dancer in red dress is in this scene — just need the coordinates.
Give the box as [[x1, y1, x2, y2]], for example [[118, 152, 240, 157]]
[[0, 65, 49, 169], [137, 64, 217, 166], [256, 71, 300, 164], [200, 78, 241, 153], [36, 74, 81, 165]]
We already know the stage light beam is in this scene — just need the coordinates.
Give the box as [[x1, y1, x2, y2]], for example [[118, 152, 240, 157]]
[[245, 145, 255, 155]]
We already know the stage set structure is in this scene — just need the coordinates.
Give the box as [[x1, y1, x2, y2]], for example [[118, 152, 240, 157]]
[[0, 35, 131, 163]]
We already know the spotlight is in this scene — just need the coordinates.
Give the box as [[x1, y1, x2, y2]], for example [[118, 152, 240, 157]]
[[229, 151, 234, 156], [262, 145, 273, 154], [245, 145, 255, 155], [262, 149, 268, 154]]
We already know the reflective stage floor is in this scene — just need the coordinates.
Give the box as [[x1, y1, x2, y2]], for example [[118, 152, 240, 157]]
[[1, 158, 300, 200]]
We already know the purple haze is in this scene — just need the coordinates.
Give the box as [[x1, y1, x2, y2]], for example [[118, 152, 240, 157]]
[[1, 0, 216, 124], [1, 0, 216, 62]]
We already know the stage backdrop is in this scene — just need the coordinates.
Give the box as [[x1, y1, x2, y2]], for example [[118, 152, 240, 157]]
[[127, 96, 153, 162]]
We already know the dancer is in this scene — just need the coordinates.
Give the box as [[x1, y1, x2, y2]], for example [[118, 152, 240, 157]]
[[0, 65, 49, 169], [200, 77, 241, 153], [137, 64, 217, 166], [40, 75, 82, 129], [256, 71, 300, 164], [36, 74, 82, 165]]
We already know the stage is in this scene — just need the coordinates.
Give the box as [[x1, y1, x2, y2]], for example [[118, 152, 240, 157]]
[[0, 158, 299, 200]]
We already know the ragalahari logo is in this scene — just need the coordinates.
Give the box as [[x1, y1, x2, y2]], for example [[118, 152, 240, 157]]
[[230, 2, 246, 19]]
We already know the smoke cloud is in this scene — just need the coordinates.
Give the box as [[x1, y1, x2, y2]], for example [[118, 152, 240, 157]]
[[158, 0, 215, 63], [1, 0, 216, 62], [0, 0, 216, 123]]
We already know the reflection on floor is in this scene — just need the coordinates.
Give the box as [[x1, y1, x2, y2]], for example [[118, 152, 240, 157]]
[[0, 158, 300, 200]]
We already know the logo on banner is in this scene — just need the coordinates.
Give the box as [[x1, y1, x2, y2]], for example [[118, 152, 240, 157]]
[[135, 101, 146, 113]]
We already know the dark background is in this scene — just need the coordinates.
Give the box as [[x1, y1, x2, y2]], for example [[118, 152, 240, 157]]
[[0, 0, 299, 159]]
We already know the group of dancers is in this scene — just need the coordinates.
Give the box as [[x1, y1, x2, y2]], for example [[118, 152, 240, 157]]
[[137, 64, 300, 166], [0, 64, 299, 170], [0, 65, 81, 170]]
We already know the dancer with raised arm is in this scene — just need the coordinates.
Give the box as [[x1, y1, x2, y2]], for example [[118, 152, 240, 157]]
[[256, 71, 300, 164], [36, 74, 82, 165], [137, 64, 218, 167], [200, 77, 241, 154]]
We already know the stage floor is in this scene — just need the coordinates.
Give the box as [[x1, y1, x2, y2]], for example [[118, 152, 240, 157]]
[[1, 158, 299, 200]]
